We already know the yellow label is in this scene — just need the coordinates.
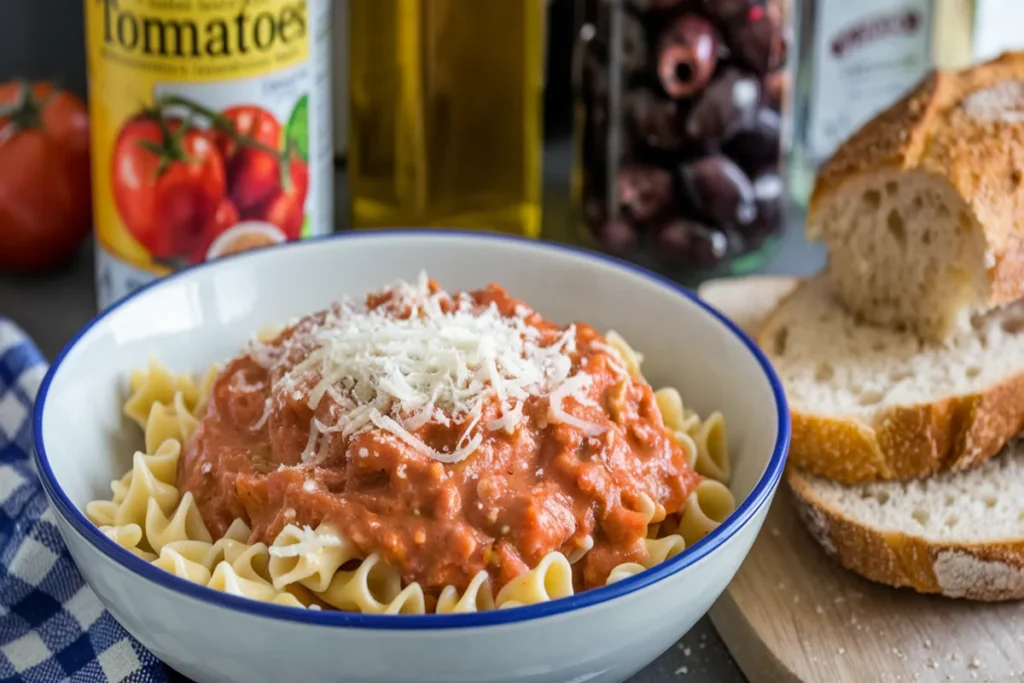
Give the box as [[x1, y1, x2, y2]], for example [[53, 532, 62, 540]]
[[86, 0, 333, 308], [90, 0, 308, 82]]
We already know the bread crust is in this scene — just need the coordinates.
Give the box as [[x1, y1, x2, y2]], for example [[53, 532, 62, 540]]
[[787, 467, 1024, 601], [808, 51, 1024, 310], [785, 377, 1024, 484], [757, 280, 1024, 484]]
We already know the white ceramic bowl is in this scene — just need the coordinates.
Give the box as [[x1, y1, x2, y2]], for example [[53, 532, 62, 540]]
[[33, 231, 789, 683]]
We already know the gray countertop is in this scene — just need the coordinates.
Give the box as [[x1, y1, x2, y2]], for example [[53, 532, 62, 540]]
[[0, 165, 824, 683]]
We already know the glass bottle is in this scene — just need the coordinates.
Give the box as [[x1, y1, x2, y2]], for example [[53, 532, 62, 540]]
[[348, 0, 546, 238], [571, 0, 792, 284], [788, 0, 1024, 205]]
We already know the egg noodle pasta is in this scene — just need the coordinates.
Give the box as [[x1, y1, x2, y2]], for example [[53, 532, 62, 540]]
[[85, 304, 737, 614], [268, 522, 361, 593], [436, 570, 496, 613]]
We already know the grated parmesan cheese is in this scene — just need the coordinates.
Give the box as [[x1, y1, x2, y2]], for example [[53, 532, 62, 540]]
[[548, 374, 605, 437], [260, 274, 606, 464]]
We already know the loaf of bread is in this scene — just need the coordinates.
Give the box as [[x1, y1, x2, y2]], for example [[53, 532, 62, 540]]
[[759, 273, 1024, 484], [788, 443, 1024, 601], [808, 51, 1024, 341]]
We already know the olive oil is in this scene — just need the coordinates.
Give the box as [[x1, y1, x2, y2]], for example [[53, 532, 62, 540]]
[[348, 0, 545, 237]]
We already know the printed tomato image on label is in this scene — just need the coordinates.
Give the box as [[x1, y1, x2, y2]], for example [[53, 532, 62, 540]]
[[85, 0, 333, 309]]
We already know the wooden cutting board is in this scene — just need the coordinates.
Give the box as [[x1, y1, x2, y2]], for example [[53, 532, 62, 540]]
[[708, 489, 1024, 683], [697, 277, 1024, 683]]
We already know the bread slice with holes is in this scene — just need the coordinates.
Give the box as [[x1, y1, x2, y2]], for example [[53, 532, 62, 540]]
[[758, 273, 1024, 484], [808, 51, 1024, 342], [787, 442, 1024, 601]]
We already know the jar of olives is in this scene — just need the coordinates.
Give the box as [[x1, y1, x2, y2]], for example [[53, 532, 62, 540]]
[[572, 0, 790, 282]]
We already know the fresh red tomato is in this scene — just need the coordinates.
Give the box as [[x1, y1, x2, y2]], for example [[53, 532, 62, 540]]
[[258, 155, 308, 240], [112, 116, 227, 261], [191, 197, 239, 264], [0, 81, 91, 271], [215, 105, 281, 216]]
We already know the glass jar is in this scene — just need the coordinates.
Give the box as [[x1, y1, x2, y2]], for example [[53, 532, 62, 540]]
[[571, 0, 791, 283]]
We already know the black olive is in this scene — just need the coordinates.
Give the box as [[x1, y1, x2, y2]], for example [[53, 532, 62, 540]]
[[681, 154, 757, 227], [742, 170, 786, 246], [726, 1, 784, 75], [656, 14, 719, 100], [616, 164, 675, 223], [722, 107, 781, 174], [685, 67, 761, 144], [626, 88, 685, 151], [655, 219, 729, 267]]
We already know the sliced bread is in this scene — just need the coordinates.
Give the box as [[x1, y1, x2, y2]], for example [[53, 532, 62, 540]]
[[759, 273, 1024, 484], [696, 275, 799, 335], [807, 51, 1024, 341], [787, 442, 1024, 601]]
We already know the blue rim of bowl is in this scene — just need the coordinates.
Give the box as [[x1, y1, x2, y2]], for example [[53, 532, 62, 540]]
[[32, 228, 791, 630]]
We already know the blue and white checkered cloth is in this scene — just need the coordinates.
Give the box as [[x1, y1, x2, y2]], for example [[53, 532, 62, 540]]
[[0, 318, 167, 683]]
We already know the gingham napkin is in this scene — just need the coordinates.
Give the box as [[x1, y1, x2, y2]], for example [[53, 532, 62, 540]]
[[0, 318, 167, 683]]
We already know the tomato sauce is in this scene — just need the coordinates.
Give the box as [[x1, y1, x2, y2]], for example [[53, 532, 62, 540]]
[[178, 283, 700, 596], [84, 0, 334, 309]]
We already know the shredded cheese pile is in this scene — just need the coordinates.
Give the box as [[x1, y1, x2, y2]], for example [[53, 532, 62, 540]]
[[248, 274, 604, 464]]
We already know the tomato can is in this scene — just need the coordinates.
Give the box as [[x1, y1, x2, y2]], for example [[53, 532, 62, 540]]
[[85, 0, 334, 309]]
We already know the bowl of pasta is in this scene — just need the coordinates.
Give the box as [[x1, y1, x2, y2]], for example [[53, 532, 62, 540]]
[[33, 230, 789, 683]]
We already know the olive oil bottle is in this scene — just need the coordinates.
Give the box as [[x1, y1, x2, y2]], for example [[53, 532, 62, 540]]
[[348, 0, 545, 237]]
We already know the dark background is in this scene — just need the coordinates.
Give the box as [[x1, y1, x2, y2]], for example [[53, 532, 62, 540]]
[[0, 1, 88, 99], [0, 0, 577, 140]]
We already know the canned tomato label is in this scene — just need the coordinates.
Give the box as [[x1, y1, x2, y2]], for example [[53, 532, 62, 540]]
[[85, 0, 333, 309]]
